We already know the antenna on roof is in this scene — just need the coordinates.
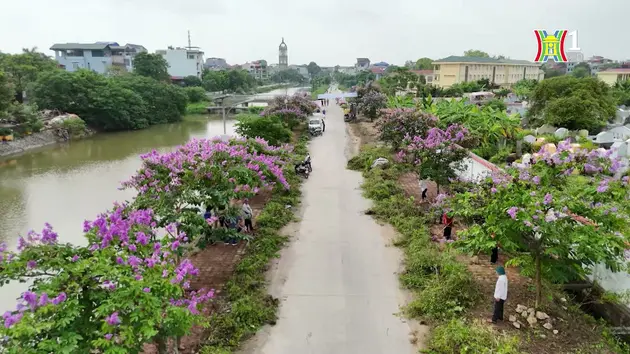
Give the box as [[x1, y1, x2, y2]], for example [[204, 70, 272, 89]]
[[187, 30, 191, 49]]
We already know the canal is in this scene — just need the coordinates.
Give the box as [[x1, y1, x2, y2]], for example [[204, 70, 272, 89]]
[[0, 87, 305, 311]]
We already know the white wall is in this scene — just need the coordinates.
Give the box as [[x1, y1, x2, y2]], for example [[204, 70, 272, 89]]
[[160, 49, 204, 78]]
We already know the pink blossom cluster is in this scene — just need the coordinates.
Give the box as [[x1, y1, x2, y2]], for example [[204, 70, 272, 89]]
[[2, 205, 214, 331], [122, 138, 290, 193], [403, 124, 468, 151]]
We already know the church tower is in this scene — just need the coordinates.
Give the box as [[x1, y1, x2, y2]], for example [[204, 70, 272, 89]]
[[279, 38, 288, 69]]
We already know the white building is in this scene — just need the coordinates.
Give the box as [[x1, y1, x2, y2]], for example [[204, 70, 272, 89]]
[[156, 46, 204, 79], [50, 42, 147, 74]]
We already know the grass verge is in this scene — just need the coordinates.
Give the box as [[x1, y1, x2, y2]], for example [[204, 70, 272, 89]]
[[198, 136, 308, 353], [348, 144, 521, 353], [348, 144, 630, 354]]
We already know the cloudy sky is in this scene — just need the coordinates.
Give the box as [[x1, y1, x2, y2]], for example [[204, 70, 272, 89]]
[[1, 0, 628, 66]]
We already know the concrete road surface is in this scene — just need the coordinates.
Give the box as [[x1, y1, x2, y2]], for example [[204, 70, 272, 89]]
[[245, 98, 418, 354]]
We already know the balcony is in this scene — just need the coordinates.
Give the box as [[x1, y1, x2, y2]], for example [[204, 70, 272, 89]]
[[111, 55, 126, 65]]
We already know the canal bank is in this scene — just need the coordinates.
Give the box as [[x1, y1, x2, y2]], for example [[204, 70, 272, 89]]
[[0, 86, 305, 313]]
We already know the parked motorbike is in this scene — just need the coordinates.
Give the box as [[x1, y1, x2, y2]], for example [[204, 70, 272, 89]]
[[295, 162, 310, 179], [309, 126, 322, 137], [304, 154, 312, 172]]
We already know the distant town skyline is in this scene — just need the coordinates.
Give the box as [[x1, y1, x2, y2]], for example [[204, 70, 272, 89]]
[[2, 0, 629, 66]]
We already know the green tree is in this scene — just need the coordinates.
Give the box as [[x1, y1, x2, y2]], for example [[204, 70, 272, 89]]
[[307, 62, 321, 78], [449, 144, 630, 306], [415, 57, 433, 70], [612, 80, 630, 106], [202, 69, 228, 92], [527, 76, 616, 131], [235, 114, 292, 146], [513, 79, 538, 100], [184, 86, 207, 103], [463, 50, 490, 58], [0, 71, 15, 112], [30, 70, 152, 131], [183, 75, 203, 87], [0, 48, 58, 102], [544, 69, 564, 79], [270, 69, 306, 84], [571, 66, 590, 78], [115, 75, 187, 124], [133, 53, 170, 81]]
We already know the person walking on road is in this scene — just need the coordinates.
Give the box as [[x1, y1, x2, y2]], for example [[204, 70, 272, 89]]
[[489, 266, 508, 324], [322, 108, 326, 117]]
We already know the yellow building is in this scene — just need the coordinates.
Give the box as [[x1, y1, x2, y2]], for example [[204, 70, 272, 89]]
[[597, 69, 630, 86], [432, 56, 544, 88]]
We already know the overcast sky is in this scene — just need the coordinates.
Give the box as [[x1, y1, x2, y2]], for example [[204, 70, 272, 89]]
[[1, 0, 628, 66]]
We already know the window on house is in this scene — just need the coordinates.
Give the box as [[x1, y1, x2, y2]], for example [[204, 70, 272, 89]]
[[91, 50, 105, 57], [72, 62, 79, 69], [67, 50, 84, 57], [188, 54, 195, 60]]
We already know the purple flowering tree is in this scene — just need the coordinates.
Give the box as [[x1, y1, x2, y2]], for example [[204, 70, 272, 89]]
[[396, 124, 469, 193], [262, 94, 318, 129], [357, 90, 387, 121], [0, 206, 213, 353], [123, 138, 291, 246], [375, 109, 438, 150], [448, 141, 630, 306]]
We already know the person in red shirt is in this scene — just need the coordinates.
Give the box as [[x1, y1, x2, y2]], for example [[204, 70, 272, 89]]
[[442, 212, 454, 240]]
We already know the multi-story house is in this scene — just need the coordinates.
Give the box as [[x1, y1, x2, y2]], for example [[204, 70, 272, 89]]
[[432, 56, 544, 88], [587, 56, 614, 75], [356, 58, 370, 71], [156, 46, 204, 79], [411, 69, 434, 84], [204, 57, 229, 70], [50, 42, 147, 74], [243, 60, 268, 80]]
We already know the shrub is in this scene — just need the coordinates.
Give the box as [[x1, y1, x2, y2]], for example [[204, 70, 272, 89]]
[[425, 319, 522, 354], [186, 102, 209, 115], [185, 86, 208, 103], [0, 127, 12, 136], [235, 114, 292, 146], [347, 144, 391, 172], [248, 106, 265, 114], [59, 117, 88, 136]]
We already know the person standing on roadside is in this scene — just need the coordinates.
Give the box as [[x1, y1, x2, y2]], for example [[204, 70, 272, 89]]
[[489, 266, 508, 324], [242, 199, 254, 232], [322, 108, 326, 117]]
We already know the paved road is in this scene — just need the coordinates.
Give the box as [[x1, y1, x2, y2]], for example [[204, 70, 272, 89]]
[[249, 96, 417, 354]]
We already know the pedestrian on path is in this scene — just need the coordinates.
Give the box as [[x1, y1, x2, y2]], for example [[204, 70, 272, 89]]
[[242, 199, 254, 232], [489, 266, 508, 324], [419, 179, 428, 201]]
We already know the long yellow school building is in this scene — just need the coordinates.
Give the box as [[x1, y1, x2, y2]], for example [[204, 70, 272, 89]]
[[596, 68, 630, 86], [432, 56, 544, 88]]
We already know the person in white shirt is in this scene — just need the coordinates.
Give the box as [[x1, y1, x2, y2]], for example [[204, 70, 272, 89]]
[[419, 179, 428, 201], [490, 266, 508, 323]]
